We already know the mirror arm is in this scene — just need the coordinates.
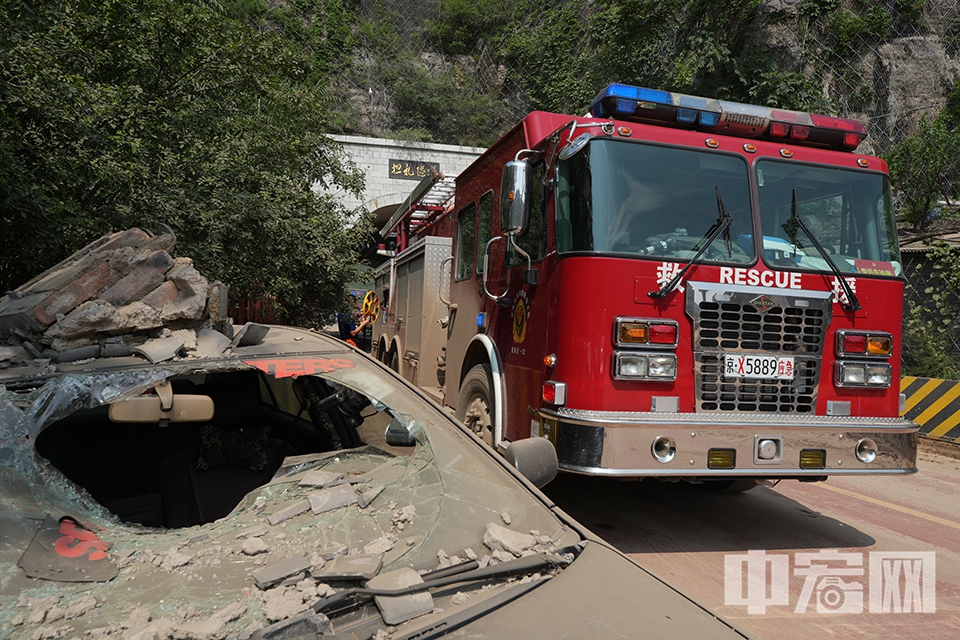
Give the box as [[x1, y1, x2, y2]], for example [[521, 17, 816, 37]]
[[155, 381, 173, 412]]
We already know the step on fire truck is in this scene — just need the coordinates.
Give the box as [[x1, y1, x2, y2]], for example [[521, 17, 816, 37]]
[[372, 83, 918, 491]]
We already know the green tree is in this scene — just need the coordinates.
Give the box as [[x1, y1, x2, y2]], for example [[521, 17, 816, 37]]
[[885, 117, 960, 230], [1, 0, 368, 325]]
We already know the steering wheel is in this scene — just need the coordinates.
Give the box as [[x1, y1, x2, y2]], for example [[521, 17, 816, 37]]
[[646, 233, 751, 261], [362, 291, 380, 322]]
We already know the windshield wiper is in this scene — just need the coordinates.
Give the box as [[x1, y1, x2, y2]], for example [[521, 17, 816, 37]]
[[649, 185, 732, 299], [313, 551, 571, 620], [782, 190, 861, 311]]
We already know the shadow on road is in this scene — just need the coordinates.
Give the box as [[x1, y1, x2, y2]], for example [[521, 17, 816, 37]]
[[543, 474, 875, 554]]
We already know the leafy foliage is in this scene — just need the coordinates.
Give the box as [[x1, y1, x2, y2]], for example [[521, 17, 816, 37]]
[[885, 117, 960, 230], [903, 243, 960, 379], [1, 0, 369, 325]]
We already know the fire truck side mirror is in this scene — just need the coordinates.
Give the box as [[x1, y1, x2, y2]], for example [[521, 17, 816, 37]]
[[500, 159, 532, 237]]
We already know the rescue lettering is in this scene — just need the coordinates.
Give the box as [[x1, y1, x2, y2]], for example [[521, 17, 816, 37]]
[[719, 268, 802, 289]]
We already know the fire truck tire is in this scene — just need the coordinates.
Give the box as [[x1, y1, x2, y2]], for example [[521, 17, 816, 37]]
[[457, 364, 495, 448], [699, 478, 764, 493]]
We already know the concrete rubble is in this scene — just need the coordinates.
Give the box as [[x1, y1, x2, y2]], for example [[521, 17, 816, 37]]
[[0, 226, 243, 368]]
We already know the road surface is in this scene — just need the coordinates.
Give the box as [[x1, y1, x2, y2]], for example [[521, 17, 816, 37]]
[[543, 439, 960, 639]]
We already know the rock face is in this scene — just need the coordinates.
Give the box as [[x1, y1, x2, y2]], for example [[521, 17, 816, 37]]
[[874, 37, 960, 141], [0, 227, 231, 367], [743, 1, 960, 145]]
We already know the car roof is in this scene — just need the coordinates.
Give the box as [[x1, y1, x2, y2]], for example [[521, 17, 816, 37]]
[[0, 325, 354, 387]]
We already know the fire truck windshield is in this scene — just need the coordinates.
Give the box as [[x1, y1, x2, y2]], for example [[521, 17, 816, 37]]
[[755, 159, 901, 275], [555, 137, 755, 264]]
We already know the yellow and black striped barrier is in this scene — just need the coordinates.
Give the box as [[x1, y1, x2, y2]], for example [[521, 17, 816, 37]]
[[901, 376, 960, 443]]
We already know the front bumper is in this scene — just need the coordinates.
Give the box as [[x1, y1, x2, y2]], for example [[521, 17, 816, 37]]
[[540, 409, 918, 477]]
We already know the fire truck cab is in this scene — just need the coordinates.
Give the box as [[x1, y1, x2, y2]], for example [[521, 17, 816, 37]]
[[374, 83, 918, 490]]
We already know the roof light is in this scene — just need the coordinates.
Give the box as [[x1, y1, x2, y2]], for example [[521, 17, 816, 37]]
[[770, 122, 790, 137], [587, 83, 869, 151]]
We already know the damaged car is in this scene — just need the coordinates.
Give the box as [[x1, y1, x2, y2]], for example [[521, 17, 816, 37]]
[[0, 228, 745, 639], [0, 326, 750, 639]]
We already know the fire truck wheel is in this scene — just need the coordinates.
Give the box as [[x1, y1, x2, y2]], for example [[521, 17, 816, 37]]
[[699, 478, 763, 493], [458, 364, 494, 448]]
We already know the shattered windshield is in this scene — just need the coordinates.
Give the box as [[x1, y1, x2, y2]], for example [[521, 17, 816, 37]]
[[756, 159, 902, 275], [1, 354, 578, 637], [555, 137, 755, 264]]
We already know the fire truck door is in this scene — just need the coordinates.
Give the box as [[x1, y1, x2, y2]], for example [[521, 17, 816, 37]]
[[491, 161, 549, 443]]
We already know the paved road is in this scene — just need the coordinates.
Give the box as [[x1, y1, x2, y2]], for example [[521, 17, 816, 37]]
[[543, 439, 960, 639]]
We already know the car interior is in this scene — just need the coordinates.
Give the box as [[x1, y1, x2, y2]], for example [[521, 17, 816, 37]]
[[34, 367, 392, 529]]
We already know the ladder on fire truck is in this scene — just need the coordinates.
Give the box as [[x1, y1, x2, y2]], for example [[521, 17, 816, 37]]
[[379, 172, 457, 255]]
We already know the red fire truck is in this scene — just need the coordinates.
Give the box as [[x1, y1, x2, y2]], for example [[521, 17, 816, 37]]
[[373, 83, 918, 491]]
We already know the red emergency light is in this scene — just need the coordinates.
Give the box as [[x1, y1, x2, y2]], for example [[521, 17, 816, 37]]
[[589, 84, 868, 151]]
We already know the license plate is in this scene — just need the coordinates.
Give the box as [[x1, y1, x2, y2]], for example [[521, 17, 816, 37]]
[[724, 354, 795, 380]]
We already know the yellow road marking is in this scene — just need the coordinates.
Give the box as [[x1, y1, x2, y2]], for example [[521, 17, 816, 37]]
[[815, 482, 960, 532], [902, 378, 942, 414]]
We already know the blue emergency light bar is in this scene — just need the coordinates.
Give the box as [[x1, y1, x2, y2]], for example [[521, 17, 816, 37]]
[[589, 83, 867, 151]]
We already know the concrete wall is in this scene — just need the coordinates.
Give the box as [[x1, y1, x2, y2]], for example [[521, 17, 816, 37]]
[[327, 134, 486, 223]]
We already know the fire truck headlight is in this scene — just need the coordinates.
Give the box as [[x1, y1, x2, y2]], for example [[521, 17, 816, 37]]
[[839, 362, 866, 385], [615, 353, 647, 378], [648, 355, 677, 379], [836, 362, 892, 387], [866, 363, 892, 386]]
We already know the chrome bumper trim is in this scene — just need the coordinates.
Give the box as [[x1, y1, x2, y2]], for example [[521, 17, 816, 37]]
[[543, 409, 918, 477]]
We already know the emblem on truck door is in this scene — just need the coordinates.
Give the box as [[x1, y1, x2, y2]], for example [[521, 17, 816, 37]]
[[513, 290, 529, 343]]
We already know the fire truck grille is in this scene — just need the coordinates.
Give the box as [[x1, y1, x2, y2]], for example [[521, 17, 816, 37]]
[[687, 283, 832, 414], [696, 354, 820, 413], [696, 301, 826, 354]]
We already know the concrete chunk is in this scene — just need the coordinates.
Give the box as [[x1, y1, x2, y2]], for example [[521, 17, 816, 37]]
[[298, 470, 345, 488], [307, 485, 358, 515], [253, 556, 312, 590], [312, 554, 382, 581], [267, 499, 310, 526], [482, 522, 538, 558]]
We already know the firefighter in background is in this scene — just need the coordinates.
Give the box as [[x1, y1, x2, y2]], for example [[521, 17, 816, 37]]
[[338, 291, 380, 348]]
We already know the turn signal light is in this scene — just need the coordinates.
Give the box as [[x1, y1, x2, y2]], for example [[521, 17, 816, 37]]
[[707, 448, 736, 469], [836, 330, 893, 357], [614, 317, 679, 348], [799, 449, 826, 469], [867, 335, 892, 356], [619, 322, 648, 344]]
